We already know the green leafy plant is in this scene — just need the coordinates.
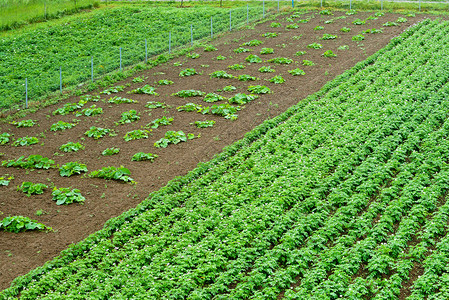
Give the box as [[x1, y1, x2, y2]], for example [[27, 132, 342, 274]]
[[59, 162, 88, 177], [186, 52, 200, 59], [101, 85, 124, 95], [173, 90, 205, 98], [269, 75, 285, 84], [346, 9, 357, 15], [222, 85, 237, 92], [242, 39, 263, 46], [260, 48, 274, 55], [0, 175, 14, 186], [2, 155, 55, 169], [288, 68, 306, 76], [52, 187, 86, 205], [210, 70, 233, 79], [203, 45, 217, 52], [102, 147, 120, 156], [79, 95, 100, 102], [17, 182, 48, 196], [75, 105, 103, 117], [192, 120, 215, 128], [12, 136, 39, 147], [0, 216, 51, 233], [324, 19, 334, 24], [245, 54, 262, 63], [307, 42, 323, 49], [60, 142, 85, 152], [338, 45, 349, 50], [154, 130, 193, 148], [233, 47, 252, 53], [203, 93, 226, 103], [295, 51, 307, 56], [383, 21, 398, 27], [108, 96, 137, 104], [238, 74, 258, 81], [268, 57, 293, 64], [53, 101, 84, 115], [177, 103, 203, 112], [303, 60, 315, 66], [10, 119, 36, 128], [131, 152, 158, 162], [147, 116, 173, 129], [297, 19, 309, 23], [314, 25, 324, 30], [117, 110, 140, 124], [128, 85, 158, 95], [123, 130, 150, 141], [89, 166, 134, 183], [132, 76, 145, 83], [258, 66, 275, 73], [352, 34, 365, 41], [228, 93, 258, 105], [228, 64, 245, 70], [352, 18, 365, 25], [363, 28, 383, 34], [270, 22, 281, 28], [397, 17, 407, 23], [292, 35, 303, 40], [323, 50, 337, 57], [85, 127, 110, 139], [179, 68, 198, 77], [0, 133, 12, 145], [158, 79, 174, 85], [320, 34, 338, 40], [248, 85, 271, 94], [286, 23, 299, 29], [215, 55, 226, 60], [375, 12, 385, 16], [202, 103, 240, 120], [262, 32, 278, 38], [320, 9, 333, 15], [50, 121, 76, 131], [340, 27, 351, 32], [145, 101, 168, 109]]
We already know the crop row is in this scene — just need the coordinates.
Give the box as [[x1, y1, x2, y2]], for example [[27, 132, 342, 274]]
[[1, 18, 446, 299]]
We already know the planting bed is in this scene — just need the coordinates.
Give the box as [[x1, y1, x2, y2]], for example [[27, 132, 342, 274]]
[[0, 9, 438, 297]]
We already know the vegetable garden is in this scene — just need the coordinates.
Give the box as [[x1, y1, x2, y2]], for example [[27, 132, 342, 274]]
[[1, 5, 448, 299]]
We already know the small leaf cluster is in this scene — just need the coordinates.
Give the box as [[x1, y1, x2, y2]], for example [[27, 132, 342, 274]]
[[128, 85, 158, 95], [17, 182, 48, 196], [173, 90, 205, 98], [52, 187, 86, 205], [10, 119, 36, 128], [76, 105, 103, 117], [108, 96, 137, 104], [12, 136, 39, 147], [85, 127, 111, 139], [59, 162, 88, 177], [147, 116, 173, 129], [89, 166, 134, 183], [100, 85, 124, 95], [0, 216, 51, 233], [60, 142, 85, 153], [102, 147, 120, 156], [117, 110, 140, 124], [154, 131, 193, 148], [2, 155, 55, 169], [132, 152, 158, 162], [50, 121, 76, 131], [123, 130, 150, 141]]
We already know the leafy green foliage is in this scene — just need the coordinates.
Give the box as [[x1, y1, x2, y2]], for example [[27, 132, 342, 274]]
[[340, 26, 351, 32], [228, 64, 245, 70], [242, 39, 263, 46], [215, 55, 226, 60], [101, 85, 124, 95], [397, 17, 407, 23], [288, 68, 306, 76], [222, 85, 237, 92], [320, 34, 338, 40], [248, 85, 271, 94], [286, 23, 299, 29], [145, 101, 168, 109], [10, 119, 36, 128], [338, 45, 349, 50], [270, 22, 281, 28], [203, 45, 217, 52], [314, 25, 324, 30], [131, 152, 158, 162], [179, 68, 198, 77], [177, 103, 203, 112], [60, 142, 85, 153], [258, 66, 275, 73], [89, 166, 134, 183], [269, 75, 285, 84], [245, 54, 262, 63], [128, 85, 158, 95], [268, 57, 293, 64], [17, 182, 48, 196], [346, 9, 357, 15], [202, 103, 240, 120], [307, 42, 323, 49], [295, 51, 307, 56], [59, 162, 88, 177], [2, 155, 55, 169], [210, 70, 233, 79], [173, 90, 205, 98], [123, 130, 150, 141], [352, 18, 366, 25], [12, 136, 39, 147], [233, 47, 252, 53], [79, 95, 100, 102], [117, 110, 140, 124], [132, 76, 145, 83], [0, 216, 51, 233], [297, 19, 309, 23], [203, 93, 226, 103], [154, 130, 192, 148], [50, 121, 76, 131], [52, 187, 86, 205], [102, 147, 120, 156], [75, 105, 103, 117], [0, 133, 12, 145], [84, 127, 110, 139], [147, 116, 173, 129], [323, 50, 337, 57], [186, 52, 200, 59], [238, 74, 258, 81], [352, 34, 365, 41], [108, 96, 137, 104], [0, 174, 14, 186], [320, 9, 333, 15], [383, 21, 399, 27], [262, 32, 278, 38], [303, 59, 315, 66], [158, 79, 174, 86], [192, 120, 215, 128], [228, 93, 258, 105], [260, 47, 274, 55], [53, 102, 84, 115]]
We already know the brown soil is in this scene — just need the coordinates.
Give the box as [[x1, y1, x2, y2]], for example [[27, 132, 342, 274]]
[[0, 10, 434, 292]]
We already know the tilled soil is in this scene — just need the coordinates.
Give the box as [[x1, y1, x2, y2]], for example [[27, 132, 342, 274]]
[[0, 10, 434, 291]]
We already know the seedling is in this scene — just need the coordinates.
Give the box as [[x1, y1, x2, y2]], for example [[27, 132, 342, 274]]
[[179, 68, 198, 77], [203, 93, 226, 103], [215, 55, 226, 60], [101, 85, 124, 95], [248, 85, 271, 94], [117, 110, 140, 124], [269, 75, 285, 84], [10, 119, 36, 128], [85, 127, 110, 139], [128, 85, 158, 95], [210, 70, 233, 79], [177, 103, 203, 112], [303, 60, 315, 66], [192, 120, 215, 128], [59, 162, 88, 177], [52, 187, 86, 205], [228, 93, 258, 105], [228, 64, 245, 70], [245, 55, 262, 63], [242, 39, 263, 46], [260, 48, 274, 55], [158, 79, 174, 85], [0, 133, 12, 145], [131, 152, 158, 162], [154, 131, 193, 148], [233, 47, 252, 53], [75, 105, 103, 117], [18, 182, 48, 196], [102, 147, 120, 156], [108, 96, 137, 104], [50, 121, 76, 131], [258, 66, 275, 73], [60, 142, 85, 152], [123, 130, 150, 141], [12, 136, 39, 147], [288, 68, 306, 76], [323, 50, 337, 57], [307, 43, 323, 49], [268, 57, 293, 65], [262, 32, 278, 38], [146, 116, 173, 129], [238, 75, 258, 82], [0, 216, 51, 232], [203, 45, 217, 52]]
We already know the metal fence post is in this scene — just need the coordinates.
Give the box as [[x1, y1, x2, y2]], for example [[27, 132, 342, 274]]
[[350, 0, 352, 10], [263, 0, 265, 18], [419, 0, 421, 11], [292, 0, 294, 8], [381, 0, 383, 10]]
